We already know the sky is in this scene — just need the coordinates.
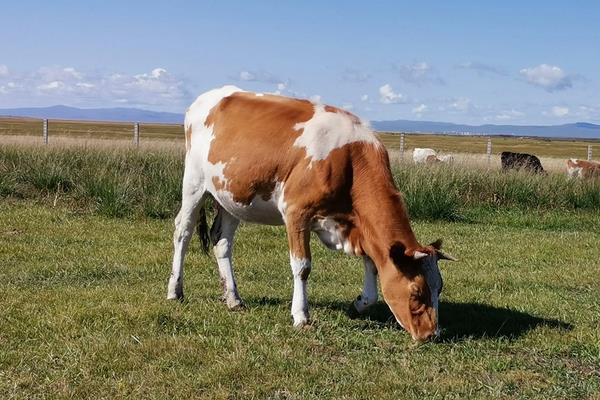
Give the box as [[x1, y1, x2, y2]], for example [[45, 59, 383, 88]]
[[1, 1, 599, 124]]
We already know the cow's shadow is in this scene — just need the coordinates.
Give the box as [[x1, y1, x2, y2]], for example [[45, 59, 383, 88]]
[[249, 297, 572, 342]]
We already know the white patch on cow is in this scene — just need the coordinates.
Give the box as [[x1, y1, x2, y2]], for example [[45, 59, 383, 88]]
[[353, 257, 379, 314], [311, 217, 359, 255], [438, 154, 454, 163], [186, 85, 243, 133], [567, 158, 583, 179], [292, 104, 379, 162], [413, 148, 437, 163], [290, 254, 311, 327]]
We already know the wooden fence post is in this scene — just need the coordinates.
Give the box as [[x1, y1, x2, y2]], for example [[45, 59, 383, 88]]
[[43, 119, 49, 145], [486, 136, 492, 165], [588, 145, 593, 161], [400, 133, 405, 162], [133, 122, 140, 147]]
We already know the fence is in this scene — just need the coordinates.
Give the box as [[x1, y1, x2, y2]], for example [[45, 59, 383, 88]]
[[0, 118, 597, 163]]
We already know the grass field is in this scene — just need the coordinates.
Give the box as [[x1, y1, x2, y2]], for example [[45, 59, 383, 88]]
[[1, 201, 599, 399], [1, 138, 599, 398]]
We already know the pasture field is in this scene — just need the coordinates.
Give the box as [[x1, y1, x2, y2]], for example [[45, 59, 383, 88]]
[[1, 202, 599, 399], [1, 143, 599, 399]]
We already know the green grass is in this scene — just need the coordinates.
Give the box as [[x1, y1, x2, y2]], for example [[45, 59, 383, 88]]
[[1, 145, 599, 223], [0, 201, 599, 399]]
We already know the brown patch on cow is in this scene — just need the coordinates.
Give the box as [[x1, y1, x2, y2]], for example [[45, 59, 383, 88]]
[[426, 154, 440, 164], [324, 104, 362, 124], [568, 159, 600, 178]]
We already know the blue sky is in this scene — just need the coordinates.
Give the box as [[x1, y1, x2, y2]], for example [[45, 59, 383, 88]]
[[1, 1, 599, 124]]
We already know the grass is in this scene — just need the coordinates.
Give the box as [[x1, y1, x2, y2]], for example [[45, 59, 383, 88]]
[[1, 142, 599, 398], [0, 201, 599, 399], [1, 145, 599, 222]]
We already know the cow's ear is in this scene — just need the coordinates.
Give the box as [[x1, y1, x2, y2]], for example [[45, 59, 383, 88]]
[[437, 250, 457, 262]]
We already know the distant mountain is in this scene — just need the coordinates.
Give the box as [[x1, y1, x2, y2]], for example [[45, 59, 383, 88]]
[[371, 119, 600, 139], [0, 105, 184, 124], [1, 105, 599, 139]]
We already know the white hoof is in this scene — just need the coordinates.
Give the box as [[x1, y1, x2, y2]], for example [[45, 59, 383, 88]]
[[167, 279, 183, 300], [292, 314, 310, 329]]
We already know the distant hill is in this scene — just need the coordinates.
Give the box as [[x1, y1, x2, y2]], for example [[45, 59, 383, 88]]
[[0, 105, 184, 124], [1, 105, 599, 139], [371, 119, 600, 140]]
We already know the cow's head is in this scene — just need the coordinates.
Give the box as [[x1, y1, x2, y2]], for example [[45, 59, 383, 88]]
[[378, 239, 456, 342]]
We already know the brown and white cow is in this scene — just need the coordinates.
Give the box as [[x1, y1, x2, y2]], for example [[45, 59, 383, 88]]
[[167, 86, 455, 342], [567, 159, 600, 179]]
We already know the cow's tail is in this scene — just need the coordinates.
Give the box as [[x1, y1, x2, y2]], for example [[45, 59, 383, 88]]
[[196, 198, 212, 255]]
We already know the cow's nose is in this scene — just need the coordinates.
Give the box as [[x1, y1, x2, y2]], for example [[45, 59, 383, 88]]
[[414, 329, 438, 343]]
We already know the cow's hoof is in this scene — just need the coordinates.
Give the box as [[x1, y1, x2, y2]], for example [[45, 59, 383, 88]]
[[292, 315, 310, 329], [226, 299, 246, 311], [166, 287, 184, 301]]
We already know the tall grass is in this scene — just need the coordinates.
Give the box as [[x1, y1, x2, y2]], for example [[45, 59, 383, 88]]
[[1, 144, 599, 220]]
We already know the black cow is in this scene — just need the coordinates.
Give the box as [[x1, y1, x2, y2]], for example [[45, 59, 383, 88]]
[[501, 151, 545, 174]]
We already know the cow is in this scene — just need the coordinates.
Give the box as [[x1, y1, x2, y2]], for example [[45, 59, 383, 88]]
[[413, 148, 454, 164], [167, 86, 456, 342], [567, 159, 600, 179], [501, 151, 545, 174]]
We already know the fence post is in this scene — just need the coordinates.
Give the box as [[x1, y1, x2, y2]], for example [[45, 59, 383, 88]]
[[588, 145, 592, 161], [42, 119, 49, 145], [486, 136, 492, 165], [133, 122, 140, 147], [399, 133, 405, 162]]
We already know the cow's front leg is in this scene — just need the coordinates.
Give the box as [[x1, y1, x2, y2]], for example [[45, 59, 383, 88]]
[[286, 218, 312, 328], [352, 257, 379, 315]]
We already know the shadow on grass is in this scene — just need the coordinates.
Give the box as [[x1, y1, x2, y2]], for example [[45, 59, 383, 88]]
[[249, 296, 573, 342]]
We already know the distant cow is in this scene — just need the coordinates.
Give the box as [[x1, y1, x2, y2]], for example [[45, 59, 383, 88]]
[[567, 159, 600, 179], [501, 151, 545, 174], [413, 148, 454, 164]]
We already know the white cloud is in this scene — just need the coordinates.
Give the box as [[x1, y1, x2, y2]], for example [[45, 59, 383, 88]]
[[520, 64, 573, 92], [448, 97, 472, 112], [37, 81, 64, 91], [379, 84, 405, 104], [0, 65, 8, 77], [237, 69, 281, 84], [342, 103, 354, 110], [550, 106, 569, 117], [495, 109, 525, 121], [0, 65, 190, 111], [360, 94, 369, 102], [456, 61, 507, 77], [394, 61, 444, 85], [412, 103, 427, 116]]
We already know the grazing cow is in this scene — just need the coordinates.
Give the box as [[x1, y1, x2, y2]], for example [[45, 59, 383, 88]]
[[567, 159, 600, 179], [413, 148, 453, 164], [167, 86, 456, 342], [501, 151, 545, 174]]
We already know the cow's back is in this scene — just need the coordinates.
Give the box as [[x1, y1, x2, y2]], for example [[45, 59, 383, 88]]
[[185, 88, 382, 224]]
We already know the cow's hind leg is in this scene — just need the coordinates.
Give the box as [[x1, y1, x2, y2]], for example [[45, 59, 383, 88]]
[[211, 205, 244, 310], [167, 190, 208, 301], [350, 257, 379, 316]]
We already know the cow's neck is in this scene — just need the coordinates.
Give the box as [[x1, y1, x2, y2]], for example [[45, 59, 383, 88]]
[[350, 150, 421, 266]]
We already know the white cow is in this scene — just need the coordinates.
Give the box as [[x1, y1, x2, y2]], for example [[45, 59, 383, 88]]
[[413, 148, 454, 164]]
